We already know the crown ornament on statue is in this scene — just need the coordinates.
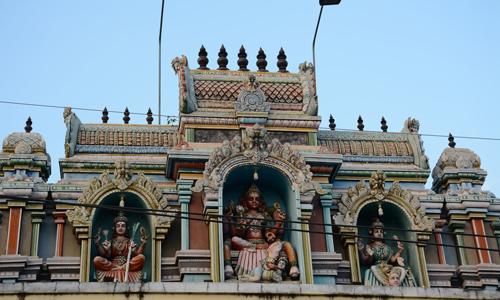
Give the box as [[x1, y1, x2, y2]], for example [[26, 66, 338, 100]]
[[370, 218, 384, 229], [245, 184, 261, 197], [114, 211, 129, 225]]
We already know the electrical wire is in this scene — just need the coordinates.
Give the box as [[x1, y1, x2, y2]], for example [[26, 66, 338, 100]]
[[1, 194, 499, 253], [0, 100, 178, 119], [1, 100, 499, 142], [318, 127, 500, 142]]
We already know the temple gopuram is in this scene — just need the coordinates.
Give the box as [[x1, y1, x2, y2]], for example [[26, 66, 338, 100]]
[[1, 47, 499, 300]]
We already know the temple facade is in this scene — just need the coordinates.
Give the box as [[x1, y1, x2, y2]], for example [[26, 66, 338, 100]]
[[0, 47, 499, 299]]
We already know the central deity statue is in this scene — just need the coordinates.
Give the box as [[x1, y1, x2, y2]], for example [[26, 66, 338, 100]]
[[223, 184, 299, 281], [92, 209, 149, 282], [357, 218, 406, 286]]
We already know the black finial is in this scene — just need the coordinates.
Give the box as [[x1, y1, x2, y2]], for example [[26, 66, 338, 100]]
[[197, 45, 209, 70], [256, 48, 268, 72], [329, 114, 336, 131], [448, 133, 456, 148], [102, 107, 109, 124], [25, 117, 32, 133], [277, 47, 289, 73], [146, 108, 154, 124], [357, 115, 364, 131], [237, 45, 249, 72], [217, 44, 229, 70], [123, 107, 130, 124], [381, 116, 388, 132]]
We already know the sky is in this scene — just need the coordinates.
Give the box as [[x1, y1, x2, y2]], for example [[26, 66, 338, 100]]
[[0, 1, 499, 192]]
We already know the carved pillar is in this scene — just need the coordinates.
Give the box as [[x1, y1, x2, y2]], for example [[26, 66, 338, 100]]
[[30, 212, 46, 256], [203, 187, 220, 282], [471, 218, 492, 264], [320, 183, 334, 252], [449, 220, 468, 265], [300, 211, 314, 284], [73, 224, 91, 282], [6, 201, 25, 255], [340, 227, 360, 284], [53, 212, 67, 257], [177, 180, 193, 250], [433, 219, 447, 264], [417, 232, 431, 287]]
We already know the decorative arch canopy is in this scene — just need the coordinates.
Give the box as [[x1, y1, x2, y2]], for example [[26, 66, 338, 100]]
[[66, 160, 177, 229], [332, 170, 434, 232]]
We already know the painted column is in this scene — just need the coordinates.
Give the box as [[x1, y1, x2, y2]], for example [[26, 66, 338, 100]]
[[449, 220, 468, 265], [417, 233, 431, 287], [340, 228, 361, 284], [53, 211, 67, 257], [490, 221, 500, 250], [471, 218, 492, 264], [206, 207, 220, 282], [30, 212, 46, 256], [434, 219, 446, 264], [6, 201, 26, 255], [176, 180, 193, 250], [300, 211, 314, 284], [320, 183, 334, 252]]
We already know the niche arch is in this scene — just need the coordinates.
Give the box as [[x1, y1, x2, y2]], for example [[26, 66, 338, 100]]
[[191, 125, 326, 283], [332, 170, 434, 287], [66, 161, 177, 282]]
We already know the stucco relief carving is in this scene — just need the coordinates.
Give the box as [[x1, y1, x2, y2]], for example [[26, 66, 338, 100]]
[[66, 161, 177, 226], [191, 125, 325, 195], [332, 170, 434, 232], [234, 75, 270, 112]]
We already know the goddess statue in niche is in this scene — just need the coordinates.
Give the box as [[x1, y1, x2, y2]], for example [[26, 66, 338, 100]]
[[223, 184, 300, 281], [357, 218, 406, 286], [92, 209, 149, 282]]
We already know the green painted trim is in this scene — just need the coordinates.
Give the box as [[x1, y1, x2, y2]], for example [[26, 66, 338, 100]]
[[30, 212, 46, 256], [449, 220, 468, 265], [185, 128, 195, 143], [308, 132, 317, 146]]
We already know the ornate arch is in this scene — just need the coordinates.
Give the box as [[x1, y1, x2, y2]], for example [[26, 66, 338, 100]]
[[332, 170, 434, 232], [65, 160, 177, 282], [190, 124, 325, 195]]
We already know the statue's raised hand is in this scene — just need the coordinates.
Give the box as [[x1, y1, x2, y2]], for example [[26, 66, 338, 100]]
[[140, 235, 149, 245], [357, 239, 364, 251], [92, 233, 101, 244], [130, 241, 138, 251], [102, 240, 111, 251], [365, 244, 374, 257]]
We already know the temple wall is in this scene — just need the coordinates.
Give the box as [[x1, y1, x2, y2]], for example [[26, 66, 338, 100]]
[[162, 218, 181, 257], [309, 195, 326, 253], [464, 221, 479, 265], [484, 221, 500, 264], [18, 212, 32, 256], [0, 211, 8, 254], [1, 282, 499, 300], [189, 192, 209, 250], [63, 220, 80, 257]]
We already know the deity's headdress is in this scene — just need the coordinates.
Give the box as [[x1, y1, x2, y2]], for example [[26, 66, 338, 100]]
[[245, 184, 261, 198], [113, 195, 129, 225], [368, 217, 385, 237], [114, 211, 129, 225]]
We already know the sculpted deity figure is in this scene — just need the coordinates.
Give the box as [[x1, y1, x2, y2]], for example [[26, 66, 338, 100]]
[[92, 210, 149, 282], [223, 184, 300, 281], [357, 218, 406, 286]]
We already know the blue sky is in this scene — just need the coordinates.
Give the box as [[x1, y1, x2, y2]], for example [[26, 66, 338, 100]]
[[0, 1, 499, 192]]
